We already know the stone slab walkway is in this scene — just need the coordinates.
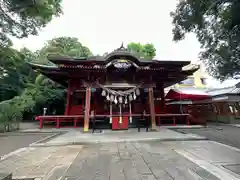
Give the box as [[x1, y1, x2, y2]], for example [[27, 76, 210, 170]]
[[31, 128, 207, 147], [0, 145, 82, 180], [1, 140, 240, 179]]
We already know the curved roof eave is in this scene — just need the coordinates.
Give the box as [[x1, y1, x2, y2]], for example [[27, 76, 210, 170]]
[[181, 64, 199, 75], [27, 62, 59, 70]]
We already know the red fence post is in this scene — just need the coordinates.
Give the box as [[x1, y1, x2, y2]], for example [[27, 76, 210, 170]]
[[56, 118, 60, 128], [40, 119, 43, 129], [74, 118, 77, 128]]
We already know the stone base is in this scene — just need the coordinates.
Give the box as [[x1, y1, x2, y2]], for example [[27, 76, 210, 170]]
[[149, 128, 158, 132]]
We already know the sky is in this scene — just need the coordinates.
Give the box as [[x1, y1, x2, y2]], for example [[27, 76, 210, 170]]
[[12, 0, 238, 88]]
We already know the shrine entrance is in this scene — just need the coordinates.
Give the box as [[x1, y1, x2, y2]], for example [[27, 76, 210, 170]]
[[90, 85, 146, 130]]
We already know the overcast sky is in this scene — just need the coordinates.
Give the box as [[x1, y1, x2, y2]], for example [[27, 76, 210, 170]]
[[12, 0, 238, 88]]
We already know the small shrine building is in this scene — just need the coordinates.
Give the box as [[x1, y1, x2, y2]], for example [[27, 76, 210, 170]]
[[29, 46, 199, 131]]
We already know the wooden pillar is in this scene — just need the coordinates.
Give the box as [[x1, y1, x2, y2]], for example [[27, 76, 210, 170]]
[[84, 87, 91, 132], [65, 80, 71, 115], [148, 87, 156, 130]]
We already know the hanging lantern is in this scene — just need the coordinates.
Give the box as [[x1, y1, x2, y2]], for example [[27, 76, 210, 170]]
[[106, 94, 110, 101], [119, 96, 123, 104], [114, 96, 118, 104], [129, 94, 133, 101], [136, 88, 140, 96], [101, 90, 106, 96], [133, 92, 137, 100], [110, 95, 114, 102], [124, 97, 128, 104]]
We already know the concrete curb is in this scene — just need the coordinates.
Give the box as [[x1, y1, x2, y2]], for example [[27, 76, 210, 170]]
[[29, 132, 62, 146], [175, 149, 240, 180], [210, 123, 240, 128], [165, 125, 207, 129], [30, 137, 208, 147]]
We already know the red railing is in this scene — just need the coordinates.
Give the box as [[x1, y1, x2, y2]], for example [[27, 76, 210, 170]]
[[35, 113, 199, 129]]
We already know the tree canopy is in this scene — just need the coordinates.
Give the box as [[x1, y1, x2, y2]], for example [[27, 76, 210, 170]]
[[1, 0, 62, 47], [171, 0, 240, 80], [0, 36, 93, 124], [32, 37, 93, 65], [127, 42, 156, 59]]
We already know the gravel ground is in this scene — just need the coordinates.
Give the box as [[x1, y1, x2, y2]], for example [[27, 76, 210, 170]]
[[0, 132, 55, 157], [174, 123, 240, 149]]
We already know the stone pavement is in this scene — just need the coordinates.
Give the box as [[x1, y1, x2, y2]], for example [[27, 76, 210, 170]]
[[1, 128, 240, 179], [1, 140, 240, 179], [0, 145, 82, 180], [174, 124, 240, 149], [0, 132, 56, 158], [31, 128, 207, 147]]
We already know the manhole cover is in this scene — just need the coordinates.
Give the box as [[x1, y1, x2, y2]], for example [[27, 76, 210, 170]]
[[223, 164, 240, 175]]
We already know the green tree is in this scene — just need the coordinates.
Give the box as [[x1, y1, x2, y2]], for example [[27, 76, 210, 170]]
[[0, 47, 36, 101], [127, 42, 156, 59], [25, 37, 93, 116], [171, 0, 240, 80], [0, 0, 62, 47], [33, 37, 93, 64]]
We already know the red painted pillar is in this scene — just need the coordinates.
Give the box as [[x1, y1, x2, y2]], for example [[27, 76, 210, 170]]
[[56, 117, 60, 128], [39, 117, 43, 129], [84, 87, 91, 132], [148, 87, 156, 131], [74, 118, 77, 128]]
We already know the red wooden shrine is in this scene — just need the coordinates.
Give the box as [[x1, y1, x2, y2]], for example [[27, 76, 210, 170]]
[[30, 46, 199, 131]]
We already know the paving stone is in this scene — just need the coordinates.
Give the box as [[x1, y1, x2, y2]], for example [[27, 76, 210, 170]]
[[0, 139, 229, 180], [0, 173, 12, 180], [223, 164, 240, 175], [194, 168, 220, 180], [42, 165, 67, 180], [140, 174, 157, 180]]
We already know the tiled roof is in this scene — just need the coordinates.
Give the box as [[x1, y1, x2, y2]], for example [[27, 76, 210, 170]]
[[206, 82, 240, 96], [173, 87, 208, 96]]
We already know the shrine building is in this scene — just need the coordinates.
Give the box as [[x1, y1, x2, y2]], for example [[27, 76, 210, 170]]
[[29, 46, 200, 132]]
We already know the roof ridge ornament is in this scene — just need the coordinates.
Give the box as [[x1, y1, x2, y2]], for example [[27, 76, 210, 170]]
[[115, 42, 128, 52]]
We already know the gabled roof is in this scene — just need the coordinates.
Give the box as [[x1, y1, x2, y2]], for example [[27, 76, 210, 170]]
[[46, 45, 191, 67], [165, 87, 209, 101], [207, 82, 240, 96], [27, 46, 200, 87]]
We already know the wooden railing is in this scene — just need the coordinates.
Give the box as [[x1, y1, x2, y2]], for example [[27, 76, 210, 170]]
[[35, 113, 197, 129]]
